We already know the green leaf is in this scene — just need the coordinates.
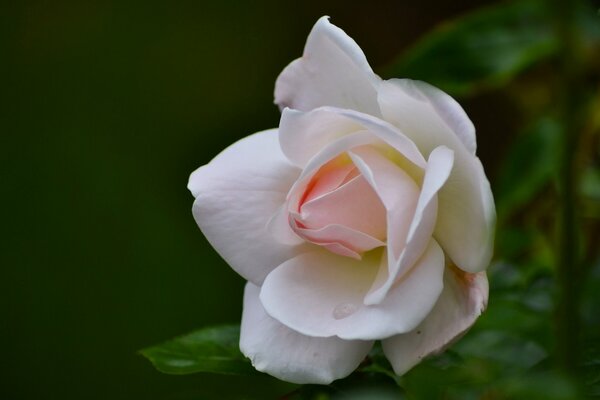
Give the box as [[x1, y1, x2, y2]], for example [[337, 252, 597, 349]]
[[384, 0, 558, 96], [140, 324, 257, 376]]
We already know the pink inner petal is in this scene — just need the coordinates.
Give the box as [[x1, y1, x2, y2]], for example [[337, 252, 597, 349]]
[[348, 147, 420, 260], [303, 163, 356, 204], [300, 174, 387, 240], [295, 224, 385, 253], [288, 217, 382, 260], [287, 152, 389, 258]]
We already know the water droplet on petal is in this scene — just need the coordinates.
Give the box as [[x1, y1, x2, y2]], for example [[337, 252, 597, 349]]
[[333, 303, 358, 320]]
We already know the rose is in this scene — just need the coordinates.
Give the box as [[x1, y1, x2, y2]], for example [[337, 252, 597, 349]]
[[188, 16, 495, 384]]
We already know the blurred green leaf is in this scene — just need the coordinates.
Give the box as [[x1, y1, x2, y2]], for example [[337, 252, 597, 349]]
[[289, 367, 403, 400], [385, 0, 600, 96], [400, 358, 477, 399], [582, 261, 600, 331], [331, 387, 401, 400], [140, 324, 256, 376], [583, 341, 600, 397], [495, 371, 581, 400], [581, 167, 600, 200], [478, 295, 547, 334], [454, 330, 548, 371], [581, 165, 600, 219], [495, 117, 561, 220], [385, 0, 557, 96]]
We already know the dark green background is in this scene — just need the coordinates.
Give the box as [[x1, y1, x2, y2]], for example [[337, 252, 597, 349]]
[[1, 1, 515, 398]]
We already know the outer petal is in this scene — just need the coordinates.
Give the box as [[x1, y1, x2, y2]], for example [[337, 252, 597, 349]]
[[260, 240, 445, 341], [378, 79, 495, 272], [275, 16, 381, 116], [382, 268, 489, 376], [378, 79, 476, 154], [435, 156, 495, 272], [188, 129, 308, 285], [279, 106, 426, 172], [240, 282, 373, 384], [359, 146, 454, 305]]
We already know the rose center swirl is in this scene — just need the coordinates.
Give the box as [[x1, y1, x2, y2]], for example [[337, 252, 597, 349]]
[[288, 153, 387, 259]]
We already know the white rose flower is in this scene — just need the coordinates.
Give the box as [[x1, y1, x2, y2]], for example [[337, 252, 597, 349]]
[[188, 16, 495, 384]]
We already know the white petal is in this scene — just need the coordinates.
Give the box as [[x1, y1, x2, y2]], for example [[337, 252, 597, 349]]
[[240, 282, 373, 384], [347, 147, 420, 260], [275, 16, 381, 115], [362, 146, 454, 305], [378, 79, 476, 154], [382, 268, 489, 376], [280, 106, 426, 170], [378, 80, 495, 272], [188, 129, 308, 285], [401, 146, 455, 277], [266, 204, 304, 246], [435, 156, 495, 272], [260, 240, 445, 340]]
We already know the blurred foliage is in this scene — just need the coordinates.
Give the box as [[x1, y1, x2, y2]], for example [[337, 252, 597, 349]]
[[385, 0, 558, 96], [494, 117, 561, 221], [385, 0, 600, 97]]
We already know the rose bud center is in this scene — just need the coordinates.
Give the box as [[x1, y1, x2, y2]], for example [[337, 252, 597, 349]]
[[289, 154, 387, 259]]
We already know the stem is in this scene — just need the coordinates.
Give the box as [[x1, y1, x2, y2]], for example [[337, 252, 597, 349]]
[[554, 0, 584, 373]]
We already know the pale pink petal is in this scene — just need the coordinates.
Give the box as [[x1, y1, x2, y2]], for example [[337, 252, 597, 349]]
[[284, 129, 376, 197], [240, 282, 373, 384], [188, 129, 308, 285], [293, 223, 385, 254], [348, 147, 420, 259], [378, 80, 495, 273], [260, 240, 445, 340], [362, 146, 454, 305], [320, 242, 362, 260], [279, 107, 426, 171], [275, 16, 381, 116], [303, 163, 356, 204], [300, 175, 386, 240], [284, 130, 381, 219], [382, 268, 489, 376]]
